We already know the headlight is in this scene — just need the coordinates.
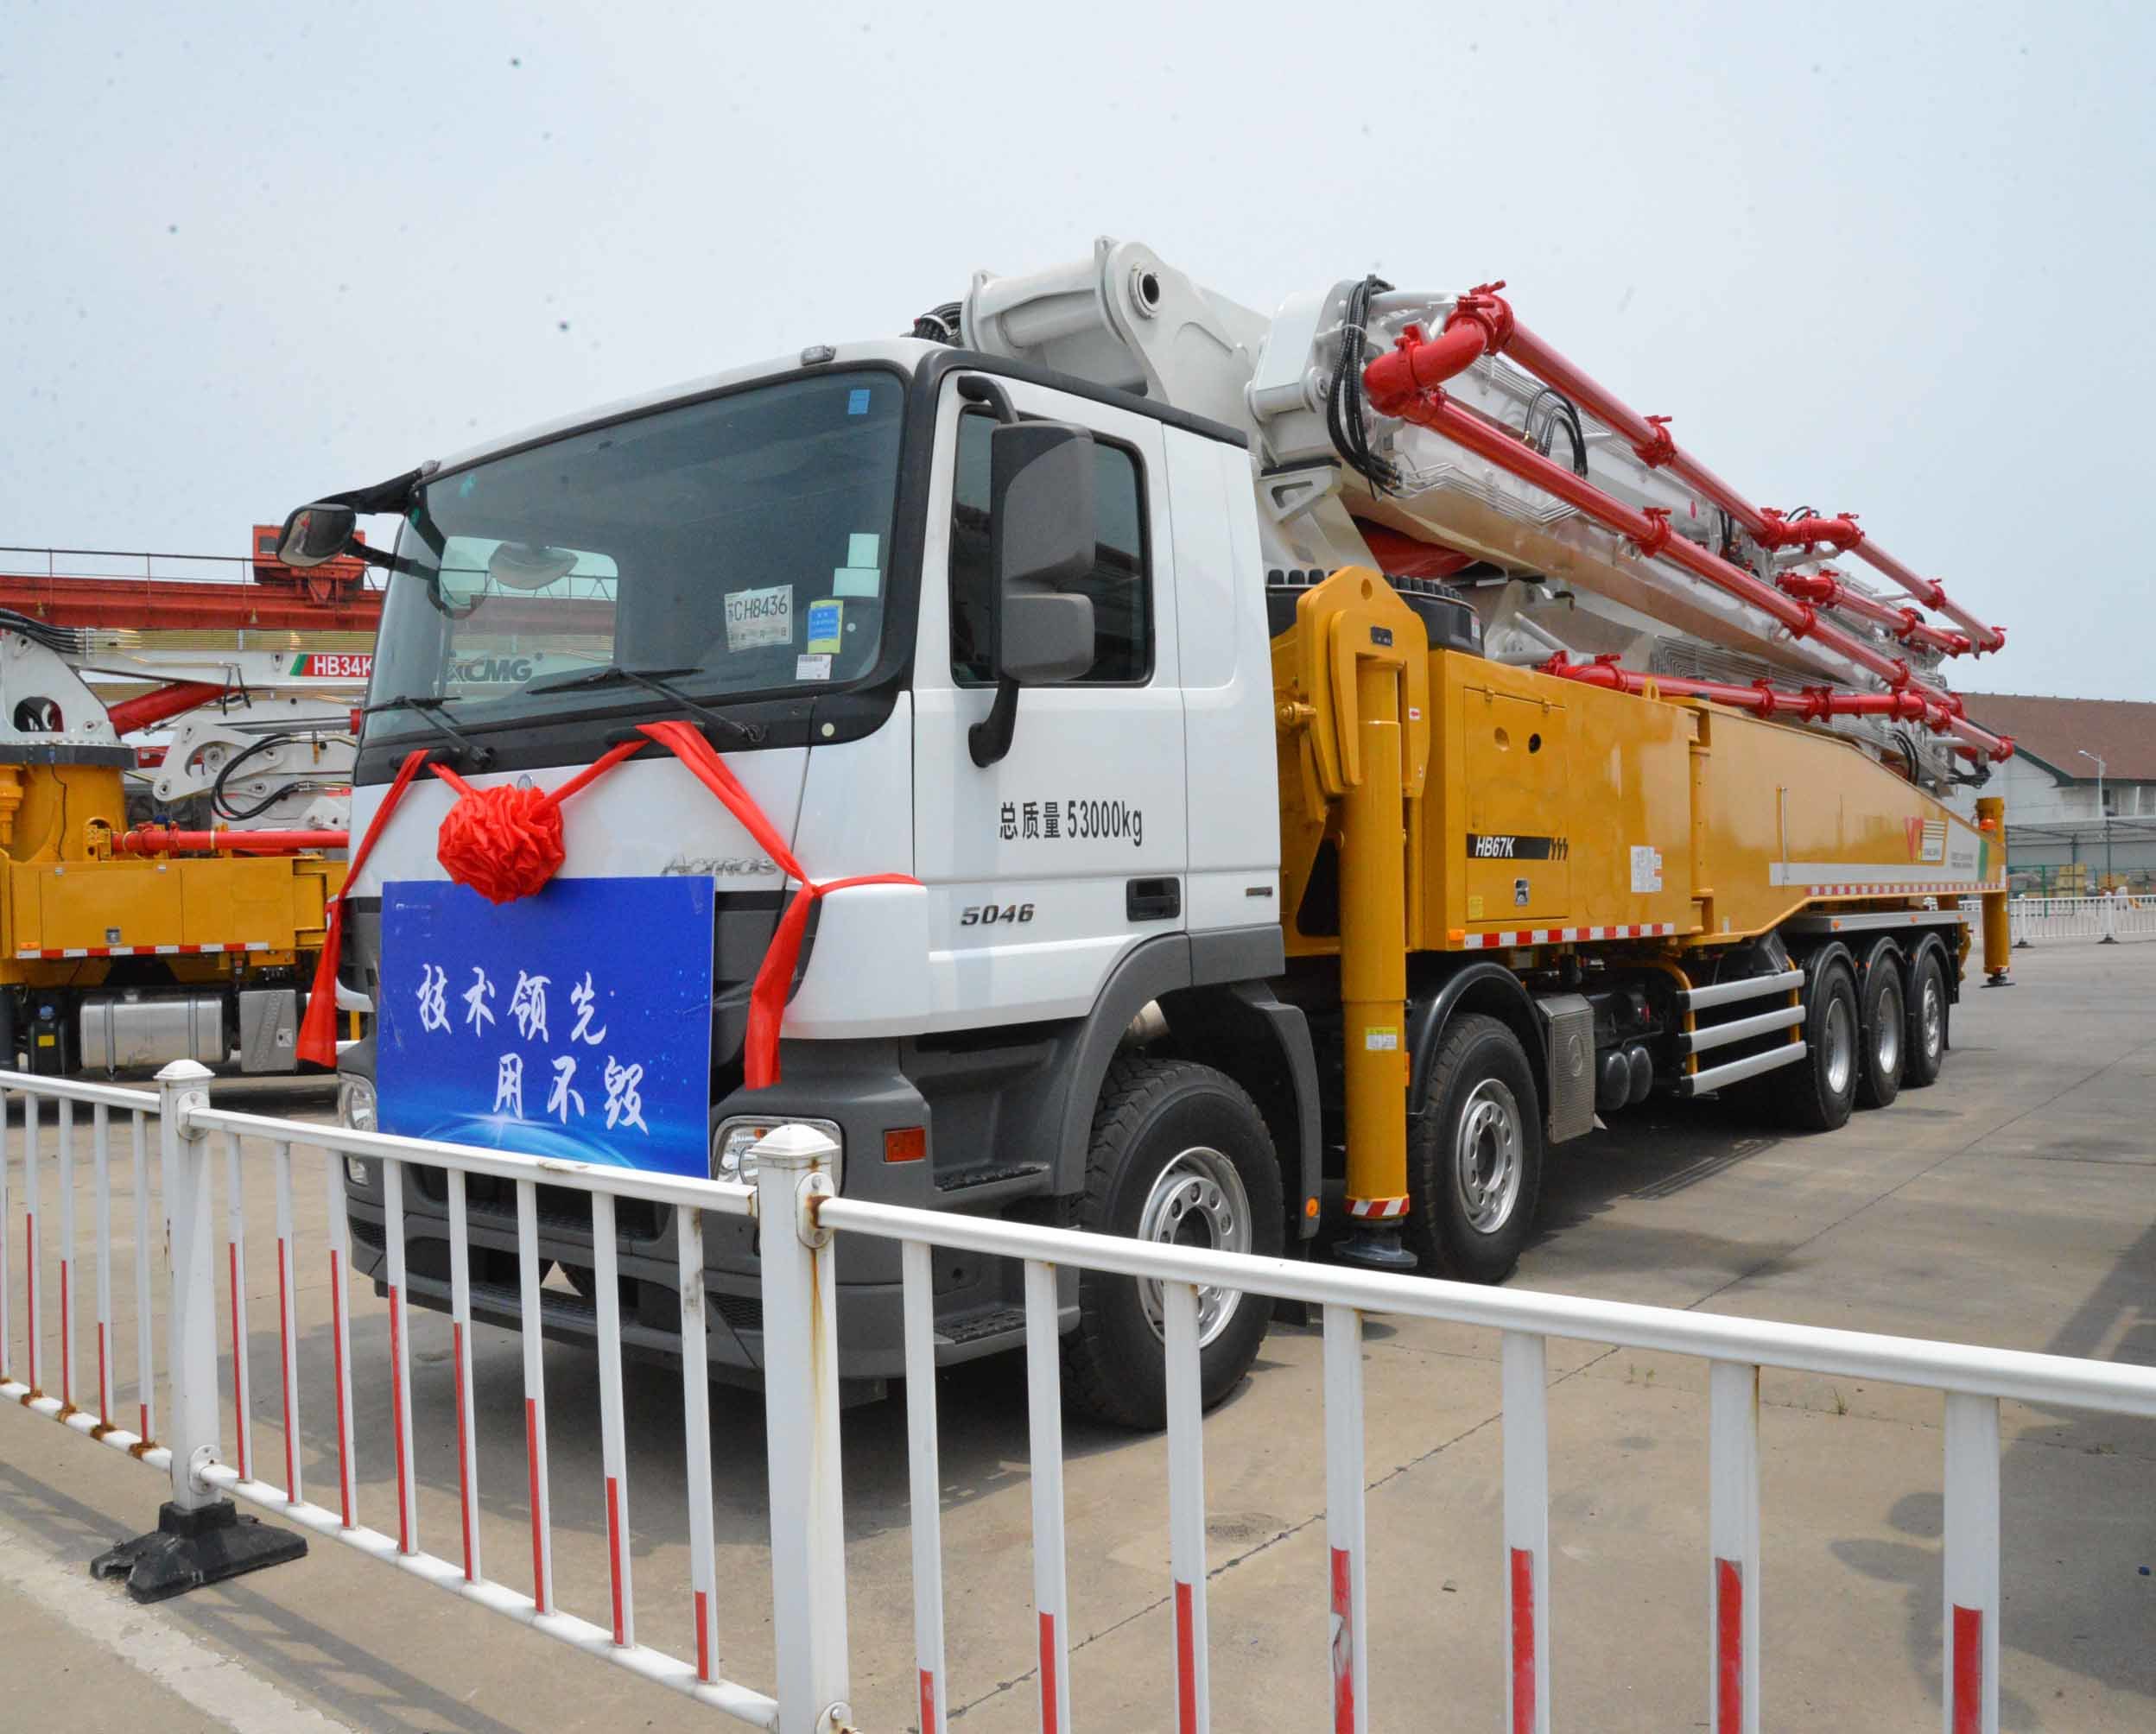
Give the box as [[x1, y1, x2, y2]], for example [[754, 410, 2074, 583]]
[[338, 1073, 377, 1133], [711, 1116, 843, 1190]]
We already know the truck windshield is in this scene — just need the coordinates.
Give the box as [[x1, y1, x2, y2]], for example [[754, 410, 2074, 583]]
[[365, 369, 904, 740]]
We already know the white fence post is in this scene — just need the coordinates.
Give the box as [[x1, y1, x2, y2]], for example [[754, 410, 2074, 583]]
[[89, 1060, 306, 1599], [2099, 895, 2120, 945], [1708, 1362, 1762, 1733], [1943, 1394, 2001, 1734], [1323, 1303, 1369, 1734], [162, 1061, 221, 1513], [1502, 1331, 1551, 1734], [753, 1124, 853, 1734]]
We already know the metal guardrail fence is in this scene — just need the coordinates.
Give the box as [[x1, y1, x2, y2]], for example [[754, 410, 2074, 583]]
[[1988, 894, 2156, 946], [5, 1063, 2155, 1733]]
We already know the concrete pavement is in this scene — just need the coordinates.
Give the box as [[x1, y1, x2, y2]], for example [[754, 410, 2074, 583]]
[[3, 940, 2152, 1730]]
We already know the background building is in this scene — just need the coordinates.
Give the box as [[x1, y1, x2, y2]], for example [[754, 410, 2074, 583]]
[[1945, 693, 2156, 889]]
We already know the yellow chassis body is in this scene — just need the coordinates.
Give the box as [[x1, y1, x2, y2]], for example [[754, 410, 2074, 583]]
[[1271, 571, 2009, 1212], [0, 762, 341, 1010]]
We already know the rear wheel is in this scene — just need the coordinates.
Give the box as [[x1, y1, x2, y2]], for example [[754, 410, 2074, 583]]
[[1061, 1057, 1284, 1431], [1855, 943, 1906, 1110], [1405, 1014, 1544, 1284], [1763, 957, 1860, 1131], [1903, 948, 1949, 1089]]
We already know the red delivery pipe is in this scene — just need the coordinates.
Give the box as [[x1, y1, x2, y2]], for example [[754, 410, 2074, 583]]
[[117, 826, 348, 855], [1778, 571, 1971, 656], [1367, 283, 2006, 655], [1540, 655, 2011, 761], [105, 680, 228, 737], [1362, 337, 2012, 762]]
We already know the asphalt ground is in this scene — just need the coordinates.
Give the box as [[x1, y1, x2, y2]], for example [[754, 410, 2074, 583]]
[[2, 938, 2152, 1731]]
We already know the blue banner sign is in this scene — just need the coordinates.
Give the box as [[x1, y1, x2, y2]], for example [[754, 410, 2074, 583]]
[[377, 876, 715, 1177]]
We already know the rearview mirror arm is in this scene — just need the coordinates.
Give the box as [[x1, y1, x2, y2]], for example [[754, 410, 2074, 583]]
[[968, 677, 1021, 768]]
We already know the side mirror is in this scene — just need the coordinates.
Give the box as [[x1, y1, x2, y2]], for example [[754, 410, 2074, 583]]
[[277, 503, 358, 567], [971, 421, 1098, 767]]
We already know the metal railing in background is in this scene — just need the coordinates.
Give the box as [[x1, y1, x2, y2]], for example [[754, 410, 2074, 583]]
[[6, 1065, 2156, 1733], [1994, 894, 2156, 946]]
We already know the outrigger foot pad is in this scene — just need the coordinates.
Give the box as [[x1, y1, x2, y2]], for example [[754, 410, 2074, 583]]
[[1333, 1225, 1420, 1273], [91, 1499, 307, 1604]]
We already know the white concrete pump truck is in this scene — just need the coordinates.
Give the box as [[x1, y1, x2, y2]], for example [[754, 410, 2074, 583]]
[[288, 239, 2012, 1427]]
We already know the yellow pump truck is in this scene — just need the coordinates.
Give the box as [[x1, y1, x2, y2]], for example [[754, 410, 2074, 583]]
[[0, 622, 343, 1074], [291, 239, 2014, 1427]]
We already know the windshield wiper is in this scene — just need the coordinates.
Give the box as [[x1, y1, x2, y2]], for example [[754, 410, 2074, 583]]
[[526, 664, 766, 745], [360, 695, 496, 768]]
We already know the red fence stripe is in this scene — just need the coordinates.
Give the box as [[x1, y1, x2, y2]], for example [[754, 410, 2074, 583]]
[[453, 1322, 474, 1580], [1715, 1557, 1744, 1731], [525, 1397, 547, 1612], [1951, 1604, 1983, 1734], [1176, 1579, 1199, 1733], [694, 1590, 712, 1683], [388, 1286, 409, 1553], [1331, 1545, 1355, 1733], [1510, 1546, 1537, 1731], [1038, 1611, 1060, 1734], [606, 1475, 626, 1644]]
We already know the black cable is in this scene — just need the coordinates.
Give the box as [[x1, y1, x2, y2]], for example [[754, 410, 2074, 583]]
[[1325, 275, 1399, 496], [210, 729, 348, 822], [1520, 385, 1588, 477], [910, 301, 963, 344]]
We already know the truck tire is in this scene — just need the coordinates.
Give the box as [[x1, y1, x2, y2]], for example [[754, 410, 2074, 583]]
[[1405, 1014, 1544, 1284], [1061, 1057, 1284, 1431], [1902, 948, 1949, 1089], [1855, 941, 1906, 1110], [1764, 957, 1860, 1131]]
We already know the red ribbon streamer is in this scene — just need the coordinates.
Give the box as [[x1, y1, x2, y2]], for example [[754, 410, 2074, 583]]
[[295, 723, 916, 1089], [296, 748, 433, 1066]]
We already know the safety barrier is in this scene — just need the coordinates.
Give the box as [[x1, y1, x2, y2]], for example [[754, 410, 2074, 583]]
[[1999, 894, 2156, 946], [6, 1065, 2156, 1733]]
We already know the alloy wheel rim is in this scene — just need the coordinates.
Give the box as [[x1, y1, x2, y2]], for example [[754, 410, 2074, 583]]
[[1823, 995, 1855, 1096], [1454, 1079, 1524, 1234], [1137, 1146, 1252, 1347], [1875, 981, 1903, 1076]]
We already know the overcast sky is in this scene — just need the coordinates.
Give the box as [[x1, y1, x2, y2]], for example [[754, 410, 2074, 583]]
[[4, 0, 2148, 701]]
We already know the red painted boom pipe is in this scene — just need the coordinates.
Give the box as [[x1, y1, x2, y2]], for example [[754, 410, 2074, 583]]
[[1367, 285, 2006, 654], [117, 826, 348, 856], [1778, 571, 1970, 656], [105, 680, 228, 736], [1362, 343, 2011, 763]]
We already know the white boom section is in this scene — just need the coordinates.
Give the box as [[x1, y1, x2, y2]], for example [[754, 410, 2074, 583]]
[[958, 238, 1966, 785]]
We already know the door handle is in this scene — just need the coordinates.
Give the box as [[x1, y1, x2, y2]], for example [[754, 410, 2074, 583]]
[[1126, 877, 1182, 922]]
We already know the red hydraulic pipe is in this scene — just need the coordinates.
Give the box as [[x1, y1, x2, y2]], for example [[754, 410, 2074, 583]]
[[105, 680, 228, 736], [1778, 571, 1970, 656], [1362, 338, 2013, 762], [1368, 283, 2007, 655], [117, 826, 348, 856]]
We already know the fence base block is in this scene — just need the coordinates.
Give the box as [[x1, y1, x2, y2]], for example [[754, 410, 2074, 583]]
[[91, 1499, 307, 1604]]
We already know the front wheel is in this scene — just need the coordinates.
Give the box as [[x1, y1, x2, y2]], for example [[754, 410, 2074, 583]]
[[1061, 1057, 1284, 1431], [1405, 1014, 1545, 1284]]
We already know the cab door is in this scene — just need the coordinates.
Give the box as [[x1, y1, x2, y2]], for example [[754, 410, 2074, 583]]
[[912, 372, 1188, 1029]]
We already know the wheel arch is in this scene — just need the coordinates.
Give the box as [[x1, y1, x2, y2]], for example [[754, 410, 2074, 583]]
[[1406, 958, 1546, 1123], [1049, 932, 1321, 1241]]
